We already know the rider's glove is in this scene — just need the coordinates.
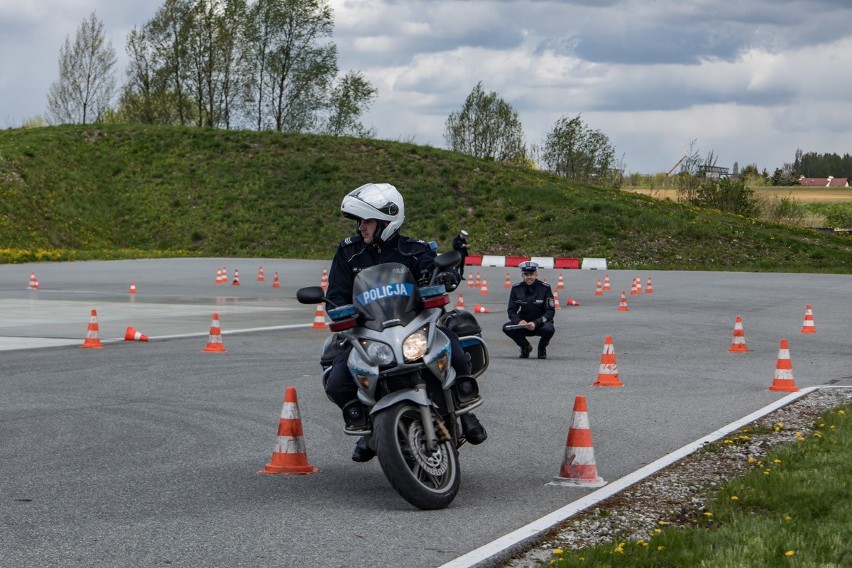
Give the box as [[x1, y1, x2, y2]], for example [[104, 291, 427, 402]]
[[435, 270, 460, 292]]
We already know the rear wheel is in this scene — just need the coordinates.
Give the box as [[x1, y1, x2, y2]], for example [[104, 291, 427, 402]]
[[374, 403, 459, 510]]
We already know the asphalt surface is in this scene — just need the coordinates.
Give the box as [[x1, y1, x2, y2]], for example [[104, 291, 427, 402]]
[[1, 258, 850, 567]]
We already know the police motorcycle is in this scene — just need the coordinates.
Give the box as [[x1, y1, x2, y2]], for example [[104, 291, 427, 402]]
[[296, 251, 488, 510]]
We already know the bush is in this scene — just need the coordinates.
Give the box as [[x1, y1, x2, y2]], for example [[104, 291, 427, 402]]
[[686, 177, 758, 217]]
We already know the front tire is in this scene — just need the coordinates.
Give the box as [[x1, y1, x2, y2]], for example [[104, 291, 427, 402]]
[[374, 404, 460, 510]]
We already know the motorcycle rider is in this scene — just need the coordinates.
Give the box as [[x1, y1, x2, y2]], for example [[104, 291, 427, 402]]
[[325, 183, 487, 462], [502, 261, 556, 359], [452, 230, 469, 277]]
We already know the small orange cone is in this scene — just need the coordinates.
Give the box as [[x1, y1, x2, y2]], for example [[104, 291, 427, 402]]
[[504, 272, 512, 288], [232, 269, 241, 286], [769, 338, 798, 392], [311, 304, 328, 329], [557, 273, 565, 290], [474, 304, 490, 314], [479, 278, 489, 295], [129, 281, 137, 294], [455, 293, 465, 310], [217, 266, 228, 285], [259, 386, 319, 475], [729, 315, 749, 352], [565, 297, 580, 307], [549, 395, 606, 487], [124, 326, 149, 342], [593, 335, 623, 387], [475, 272, 481, 288], [594, 278, 604, 296], [257, 265, 265, 282], [603, 273, 611, 291], [552, 289, 561, 310], [28, 272, 40, 290], [272, 271, 281, 288], [320, 267, 329, 290], [800, 305, 816, 334], [81, 309, 104, 349], [630, 276, 640, 295], [467, 273, 474, 288], [617, 291, 629, 311], [215, 267, 222, 284], [203, 313, 227, 352], [645, 276, 654, 294]]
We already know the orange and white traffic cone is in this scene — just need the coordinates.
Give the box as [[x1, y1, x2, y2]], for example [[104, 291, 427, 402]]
[[594, 278, 604, 296], [645, 276, 654, 294], [28, 272, 40, 290], [124, 326, 149, 342], [549, 395, 607, 487], [474, 304, 490, 314], [455, 293, 465, 310], [603, 273, 611, 291], [630, 276, 640, 295], [565, 297, 580, 307], [617, 291, 629, 312], [259, 386, 319, 475], [475, 272, 481, 288], [203, 313, 227, 352], [479, 278, 489, 295], [467, 273, 474, 288], [129, 281, 137, 294], [800, 304, 816, 334], [218, 267, 228, 285], [729, 315, 749, 352], [504, 272, 512, 288], [257, 265, 265, 281], [81, 309, 104, 349], [320, 267, 329, 290], [232, 269, 241, 286], [311, 304, 327, 329], [593, 335, 623, 387], [552, 289, 561, 310], [557, 273, 565, 290], [769, 338, 798, 392], [272, 271, 281, 288]]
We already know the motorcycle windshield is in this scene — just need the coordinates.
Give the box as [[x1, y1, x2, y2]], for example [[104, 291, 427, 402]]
[[352, 263, 420, 331]]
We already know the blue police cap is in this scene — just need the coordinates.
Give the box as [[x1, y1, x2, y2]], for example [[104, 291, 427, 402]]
[[519, 261, 538, 273]]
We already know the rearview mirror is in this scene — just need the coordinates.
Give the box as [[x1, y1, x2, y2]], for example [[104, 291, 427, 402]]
[[296, 286, 325, 304]]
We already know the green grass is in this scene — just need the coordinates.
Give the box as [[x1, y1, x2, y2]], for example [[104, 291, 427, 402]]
[[547, 405, 851, 567], [1, 124, 851, 272]]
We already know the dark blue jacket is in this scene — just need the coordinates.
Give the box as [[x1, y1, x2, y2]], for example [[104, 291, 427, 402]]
[[326, 233, 435, 309], [506, 279, 556, 326]]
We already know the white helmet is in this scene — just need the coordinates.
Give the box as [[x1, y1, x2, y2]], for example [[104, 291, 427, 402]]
[[460, 230, 468, 237], [341, 183, 405, 243]]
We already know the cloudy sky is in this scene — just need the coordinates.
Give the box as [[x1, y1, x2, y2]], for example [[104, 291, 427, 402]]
[[2, 0, 851, 174]]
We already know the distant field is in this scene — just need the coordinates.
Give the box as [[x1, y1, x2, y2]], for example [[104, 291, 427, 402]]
[[623, 187, 852, 203]]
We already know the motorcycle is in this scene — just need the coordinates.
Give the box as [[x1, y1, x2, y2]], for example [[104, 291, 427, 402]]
[[296, 251, 488, 510]]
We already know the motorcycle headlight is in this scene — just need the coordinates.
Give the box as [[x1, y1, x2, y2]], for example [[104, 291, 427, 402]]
[[360, 339, 395, 366], [403, 325, 429, 363]]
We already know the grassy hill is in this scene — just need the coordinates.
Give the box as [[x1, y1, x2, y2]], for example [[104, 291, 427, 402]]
[[1, 124, 850, 272]]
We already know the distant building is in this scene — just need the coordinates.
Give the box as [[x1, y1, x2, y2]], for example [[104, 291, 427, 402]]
[[698, 165, 730, 179], [798, 176, 849, 187]]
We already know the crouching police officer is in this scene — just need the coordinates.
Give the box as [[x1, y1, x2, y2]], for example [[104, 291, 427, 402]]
[[502, 261, 555, 359]]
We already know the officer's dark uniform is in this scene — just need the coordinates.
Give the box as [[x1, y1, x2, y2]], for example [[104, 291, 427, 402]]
[[325, 232, 470, 408], [502, 262, 556, 359], [452, 233, 469, 277]]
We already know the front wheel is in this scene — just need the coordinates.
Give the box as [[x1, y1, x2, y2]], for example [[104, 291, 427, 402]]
[[374, 404, 460, 510]]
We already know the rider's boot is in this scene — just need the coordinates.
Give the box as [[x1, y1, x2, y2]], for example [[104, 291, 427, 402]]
[[352, 435, 375, 462], [460, 413, 487, 444]]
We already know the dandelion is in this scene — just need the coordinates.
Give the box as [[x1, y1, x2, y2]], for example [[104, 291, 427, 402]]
[[747, 456, 756, 464], [818, 423, 825, 428], [703, 511, 713, 517], [731, 496, 739, 501], [658, 520, 669, 526], [552, 548, 563, 555], [785, 550, 795, 557], [784, 514, 792, 521], [638, 540, 648, 547], [654, 528, 662, 534], [773, 459, 782, 464], [830, 425, 836, 430], [723, 439, 733, 444], [657, 546, 665, 551], [815, 432, 823, 438], [776, 422, 784, 428], [838, 409, 846, 415], [614, 542, 625, 554], [764, 469, 772, 476]]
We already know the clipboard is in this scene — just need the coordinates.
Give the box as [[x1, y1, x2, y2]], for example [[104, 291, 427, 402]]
[[504, 324, 529, 330]]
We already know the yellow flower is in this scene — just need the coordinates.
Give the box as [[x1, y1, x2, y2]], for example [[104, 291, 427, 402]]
[[658, 546, 665, 551], [658, 520, 668, 526], [723, 439, 733, 444], [654, 528, 662, 534], [552, 548, 563, 555], [838, 409, 846, 415], [785, 550, 795, 557], [703, 511, 713, 517], [747, 456, 756, 463], [784, 514, 792, 521], [815, 432, 823, 438], [777, 422, 784, 427], [773, 459, 782, 464], [731, 496, 739, 501], [764, 469, 771, 475]]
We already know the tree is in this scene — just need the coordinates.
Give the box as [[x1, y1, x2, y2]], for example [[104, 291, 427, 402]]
[[444, 81, 526, 162], [541, 114, 617, 184], [323, 70, 377, 137], [47, 11, 117, 124]]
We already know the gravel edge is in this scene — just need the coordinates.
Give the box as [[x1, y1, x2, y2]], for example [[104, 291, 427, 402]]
[[502, 387, 851, 567]]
